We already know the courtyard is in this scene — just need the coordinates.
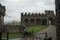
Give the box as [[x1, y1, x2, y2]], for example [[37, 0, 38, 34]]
[[27, 25, 48, 34], [2, 25, 48, 39], [0, 0, 57, 40]]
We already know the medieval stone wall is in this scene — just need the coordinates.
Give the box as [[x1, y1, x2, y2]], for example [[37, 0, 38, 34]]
[[4, 25, 20, 33], [21, 10, 55, 26]]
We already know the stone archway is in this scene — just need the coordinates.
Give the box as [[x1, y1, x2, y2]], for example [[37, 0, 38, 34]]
[[49, 17, 53, 25], [30, 19, 34, 25], [42, 19, 47, 25], [24, 19, 29, 25], [36, 19, 41, 25]]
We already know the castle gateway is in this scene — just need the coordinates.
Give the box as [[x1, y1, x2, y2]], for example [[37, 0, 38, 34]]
[[21, 10, 55, 26]]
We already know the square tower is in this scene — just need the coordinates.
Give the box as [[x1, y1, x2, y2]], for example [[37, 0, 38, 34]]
[[55, 0, 60, 40], [0, 4, 5, 31]]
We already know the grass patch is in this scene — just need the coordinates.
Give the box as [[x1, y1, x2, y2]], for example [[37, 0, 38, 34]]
[[2, 33, 23, 38], [27, 25, 48, 34], [2, 25, 48, 38]]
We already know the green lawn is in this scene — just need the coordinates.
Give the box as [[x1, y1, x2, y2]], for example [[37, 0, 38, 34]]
[[2, 25, 48, 38], [27, 25, 48, 34], [2, 33, 23, 38]]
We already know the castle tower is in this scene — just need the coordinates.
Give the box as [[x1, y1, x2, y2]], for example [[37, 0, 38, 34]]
[[55, 0, 60, 40], [0, 4, 5, 31]]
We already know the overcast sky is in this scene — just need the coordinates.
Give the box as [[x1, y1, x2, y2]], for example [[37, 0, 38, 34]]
[[0, 0, 55, 22]]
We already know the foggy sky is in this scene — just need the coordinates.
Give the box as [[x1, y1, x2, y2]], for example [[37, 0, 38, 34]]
[[0, 0, 55, 22]]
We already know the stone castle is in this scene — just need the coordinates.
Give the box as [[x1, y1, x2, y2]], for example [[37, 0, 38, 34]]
[[21, 10, 55, 26]]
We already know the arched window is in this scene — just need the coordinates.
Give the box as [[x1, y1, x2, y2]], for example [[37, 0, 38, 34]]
[[36, 19, 41, 25], [30, 19, 34, 25], [42, 19, 47, 25], [24, 19, 28, 25], [49, 17, 53, 25]]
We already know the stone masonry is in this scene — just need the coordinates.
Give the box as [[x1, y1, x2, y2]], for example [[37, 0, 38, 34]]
[[0, 4, 5, 31], [21, 10, 55, 26], [55, 0, 60, 40]]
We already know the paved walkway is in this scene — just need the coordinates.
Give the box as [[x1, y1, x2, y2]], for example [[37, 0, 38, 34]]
[[35, 25, 56, 40]]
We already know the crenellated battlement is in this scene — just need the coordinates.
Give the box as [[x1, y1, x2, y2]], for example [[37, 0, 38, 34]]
[[21, 10, 55, 26], [21, 10, 54, 16], [21, 12, 45, 16], [0, 4, 6, 16]]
